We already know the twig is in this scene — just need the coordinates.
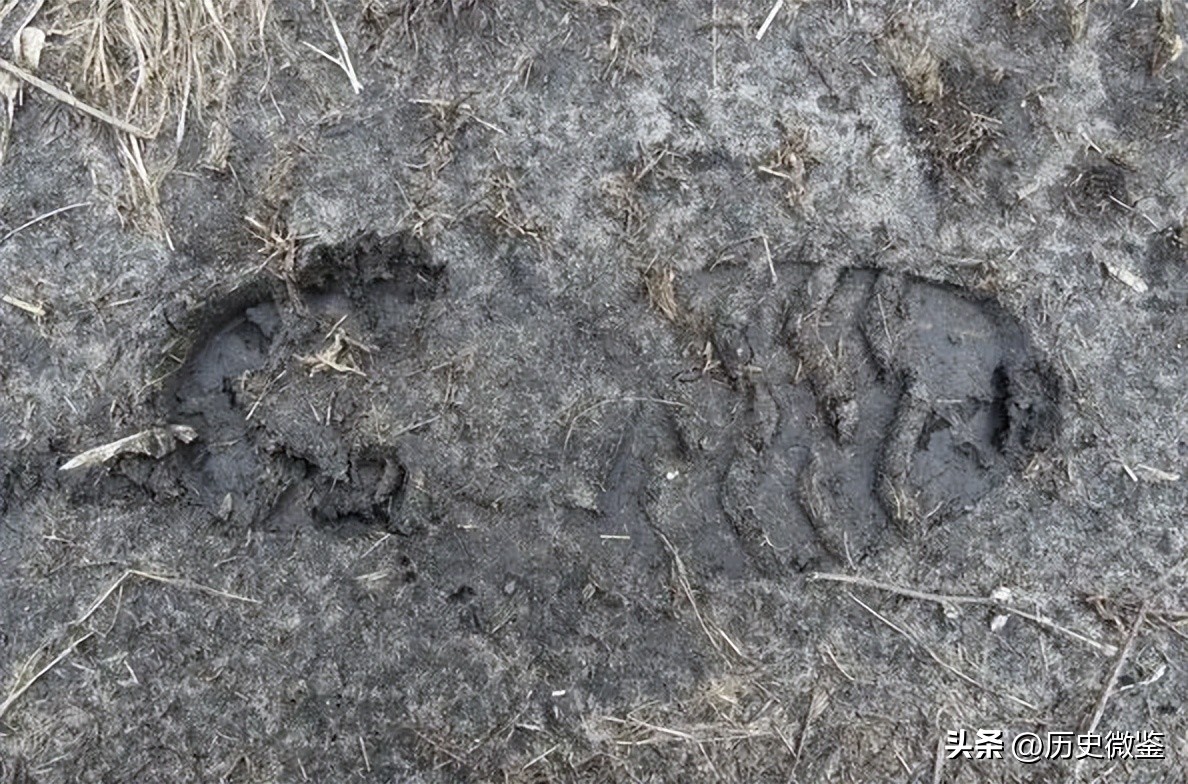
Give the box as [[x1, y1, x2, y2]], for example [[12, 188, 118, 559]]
[[657, 531, 747, 660], [359, 736, 371, 773], [245, 369, 288, 422], [757, 165, 797, 181], [756, 0, 785, 40], [658, 532, 721, 655], [1082, 603, 1146, 735], [522, 744, 558, 770], [711, 0, 718, 89], [60, 425, 198, 471], [761, 233, 776, 284], [932, 728, 945, 784], [0, 56, 151, 138], [848, 593, 1038, 711], [792, 689, 826, 771], [324, 0, 361, 93], [132, 570, 261, 605], [810, 571, 1117, 655], [603, 715, 766, 746], [0, 633, 92, 721], [1, 293, 44, 318]]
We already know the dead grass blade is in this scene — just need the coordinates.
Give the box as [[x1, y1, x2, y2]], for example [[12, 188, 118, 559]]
[[0, 633, 93, 722], [302, 0, 362, 94], [0, 201, 91, 246], [810, 571, 1117, 656], [0, 568, 260, 723], [848, 592, 1039, 712], [0, 55, 150, 137], [59, 424, 198, 471]]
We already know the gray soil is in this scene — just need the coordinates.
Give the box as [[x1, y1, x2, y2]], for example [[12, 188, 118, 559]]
[[1, 1, 1187, 782]]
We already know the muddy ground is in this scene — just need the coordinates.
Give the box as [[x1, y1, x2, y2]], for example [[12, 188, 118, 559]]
[[1, 0, 1187, 781]]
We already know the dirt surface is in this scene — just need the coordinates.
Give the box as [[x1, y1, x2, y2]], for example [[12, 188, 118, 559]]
[[1, 0, 1187, 781]]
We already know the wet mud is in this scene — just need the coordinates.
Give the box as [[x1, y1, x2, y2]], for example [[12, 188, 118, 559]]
[[103, 232, 1059, 577]]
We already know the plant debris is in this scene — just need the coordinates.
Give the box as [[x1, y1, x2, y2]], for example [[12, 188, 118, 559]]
[[60, 425, 198, 471]]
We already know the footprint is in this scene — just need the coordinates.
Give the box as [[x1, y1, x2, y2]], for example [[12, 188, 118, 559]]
[[161, 232, 445, 536], [164, 289, 280, 525], [715, 265, 1059, 568], [308, 447, 408, 534], [587, 140, 1063, 572], [143, 225, 1053, 572]]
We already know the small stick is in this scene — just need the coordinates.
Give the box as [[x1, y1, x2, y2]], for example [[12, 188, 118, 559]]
[[0, 201, 90, 246], [245, 369, 287, 422], [657, 531, 748, 660], [1, 293, 44, 317], [757, 165, 797, 181], [711, 0, 719, 90], [468, 114, 506, 135], [302, 0, 362, 94], [0, 56, 151, 138], [357, 533, 391, 560], [876, 293, 893, 348], [1082, 603, 1146, 735], [0, 632, 93, 721], [762, 233, 776, 284], [605, 715, 696, 742], [522, 744, 559, 770], [60, 425, 198, 471], [658, 531, 722, 655], [359, 736, 371, 773], [811, 571, 1117, 655], [1135, 464, 1180, 483], [128, 570, 261, 605], [821, 644, 856, 682], [756, 0, 785, 40], [324, 313, 349, 341], [849, 593, 1039, 711], [75, 571, 134, 626]]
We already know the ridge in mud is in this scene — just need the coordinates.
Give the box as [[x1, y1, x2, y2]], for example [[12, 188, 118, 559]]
[[714, 266, 1060, 570]]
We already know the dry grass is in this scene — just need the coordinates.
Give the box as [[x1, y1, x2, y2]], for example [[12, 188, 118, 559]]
[[880, 24, 944, 106], [64, 0, 241, 135], [243, 142, 322, 283], [36, 0, 266, 241], [1065, 154, 1133, 217], [413, 96, 497, 174], [600, 171, 646, 236], [758, 125, 816, 208], [879, 23, 1001, 175], [362, 0, 483, 49], [1152, 0, 1184, 75], [643, 261, 680, 323], [601, 143, 687, 237], [594, 6, 654, 83], [1066, 0, 1090, 43], [485, 166, 547, 241], [0, 567, 259, 725]]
